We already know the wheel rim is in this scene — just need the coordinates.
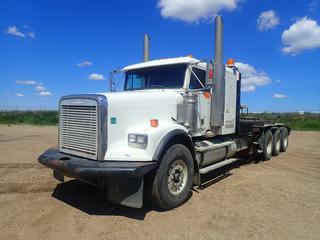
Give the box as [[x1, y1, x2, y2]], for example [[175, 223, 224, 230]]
[[167, 159, 188, 195], [266, 136, 273, 155]]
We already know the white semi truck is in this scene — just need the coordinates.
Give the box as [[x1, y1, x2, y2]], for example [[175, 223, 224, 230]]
[[38, 16, 290, 209]]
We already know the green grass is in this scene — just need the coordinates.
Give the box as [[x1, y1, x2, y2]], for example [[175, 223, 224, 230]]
[[0, 111, 319, 131], [0, 111, 58, 126], [280, 119, 320, 131], [246, 113, 320, 131]]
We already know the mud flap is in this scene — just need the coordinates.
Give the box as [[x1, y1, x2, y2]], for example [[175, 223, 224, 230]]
[[106, 177, 144, 208]]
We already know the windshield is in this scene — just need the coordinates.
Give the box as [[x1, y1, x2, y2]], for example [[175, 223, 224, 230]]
[[124, 64, 186, 90]]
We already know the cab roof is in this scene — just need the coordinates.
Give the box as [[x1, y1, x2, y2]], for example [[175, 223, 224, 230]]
[[122, 56, 236, 74], [123, 57, 204, 71]]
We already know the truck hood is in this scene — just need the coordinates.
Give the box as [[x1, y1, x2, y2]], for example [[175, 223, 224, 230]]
[[100, 89, 183, 107], [100, 90, 184, 161]]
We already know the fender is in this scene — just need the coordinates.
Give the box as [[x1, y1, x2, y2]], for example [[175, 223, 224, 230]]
[[152, 129, 196, 162]]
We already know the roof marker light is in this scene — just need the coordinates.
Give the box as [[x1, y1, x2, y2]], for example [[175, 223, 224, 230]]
[[226, 58, 235, 67]]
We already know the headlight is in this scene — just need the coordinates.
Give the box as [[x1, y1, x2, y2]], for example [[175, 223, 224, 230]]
[[128, 134, 148, 145], [128, 134, 137, 143]]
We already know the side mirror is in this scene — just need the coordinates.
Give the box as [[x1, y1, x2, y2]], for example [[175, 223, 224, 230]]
[[109, 69, 124, 92], [108, 71, 114, 92], [205, 59, 213, 86]]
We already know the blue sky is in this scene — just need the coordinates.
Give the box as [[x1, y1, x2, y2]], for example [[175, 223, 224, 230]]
[[0, 0, 319, 112]]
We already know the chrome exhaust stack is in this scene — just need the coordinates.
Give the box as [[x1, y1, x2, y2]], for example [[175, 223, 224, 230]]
[[211, 16, 225, 129], [143, 33, 150, 62]]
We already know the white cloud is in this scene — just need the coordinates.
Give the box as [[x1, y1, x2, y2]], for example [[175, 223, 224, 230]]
[[28, 32, 35, 38], [309, 0, 319, 12], [157, 0, 240, 22], [5, 26, 26, 37], [16, 80, 37, 85], [257, 10, 280, 31], [34, 84, 51, 95], [15, 93, 24, 97], [15, 81, 51, 95], [77, 60, 93, 67], [235, 62, 271, 92], [272, 93, 289, 99], [35, 86, 46, 91], [88, 73, 105, 80], [5, 26, 35, 39], [281, 17, 320, 55], [38, 91, 52, 96], [241, 85, 256, 92]]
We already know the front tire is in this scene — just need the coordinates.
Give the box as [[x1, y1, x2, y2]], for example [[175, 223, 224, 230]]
[[151, 144, 194, 210]]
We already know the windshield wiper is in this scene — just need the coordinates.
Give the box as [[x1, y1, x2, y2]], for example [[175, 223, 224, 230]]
[[149, 84, 164, 89]]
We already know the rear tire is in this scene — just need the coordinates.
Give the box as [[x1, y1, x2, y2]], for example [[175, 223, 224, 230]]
[[151, 144, 194, 210], [280, 127, 289, 152], [272, 128, 281, 156], [260, 130, 273, 161]]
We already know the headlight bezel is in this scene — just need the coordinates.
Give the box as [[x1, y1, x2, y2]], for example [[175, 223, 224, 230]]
[[128, 134, 148, 148]]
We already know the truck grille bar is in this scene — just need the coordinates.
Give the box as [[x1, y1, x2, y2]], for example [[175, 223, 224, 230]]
[[60, 104, 98, 158], [59, 95, 108, 160]]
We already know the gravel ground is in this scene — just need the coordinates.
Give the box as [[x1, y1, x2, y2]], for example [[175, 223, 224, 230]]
[[0, 125, 319, 240]]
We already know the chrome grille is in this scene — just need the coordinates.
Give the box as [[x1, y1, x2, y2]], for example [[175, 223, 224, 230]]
[[59, 102, 98, 159]]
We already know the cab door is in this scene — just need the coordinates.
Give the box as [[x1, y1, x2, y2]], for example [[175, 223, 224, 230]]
[[189, 67, 211, 134]]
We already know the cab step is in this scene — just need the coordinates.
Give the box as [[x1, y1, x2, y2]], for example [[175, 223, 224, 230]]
[[199, 158, 240, 174]]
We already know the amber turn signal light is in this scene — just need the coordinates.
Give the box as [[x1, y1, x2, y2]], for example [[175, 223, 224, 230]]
[[150, 119, 159, 127], [204, 91, 211, 99]]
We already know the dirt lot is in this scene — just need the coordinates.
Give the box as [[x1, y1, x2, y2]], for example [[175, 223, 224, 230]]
[[0, 125, 319, 240]]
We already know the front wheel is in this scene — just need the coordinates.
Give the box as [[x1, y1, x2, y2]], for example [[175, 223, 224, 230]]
[[151, 144, 194, 210]]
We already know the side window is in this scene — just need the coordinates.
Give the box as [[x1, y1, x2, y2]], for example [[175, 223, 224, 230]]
[[126, 74, 146, 90], [189, 67, 206, 89]]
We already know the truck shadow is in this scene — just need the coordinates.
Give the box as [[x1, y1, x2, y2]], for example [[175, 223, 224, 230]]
[[52, 156, 256, 219], [52, 180, 155, 220], [198, 155, 254, 189]]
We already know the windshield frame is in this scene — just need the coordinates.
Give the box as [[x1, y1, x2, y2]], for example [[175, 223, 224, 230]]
[[124, 63, 188, 91]]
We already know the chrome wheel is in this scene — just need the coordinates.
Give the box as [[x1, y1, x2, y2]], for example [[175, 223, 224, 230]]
[[167, 159, 188, 195]]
